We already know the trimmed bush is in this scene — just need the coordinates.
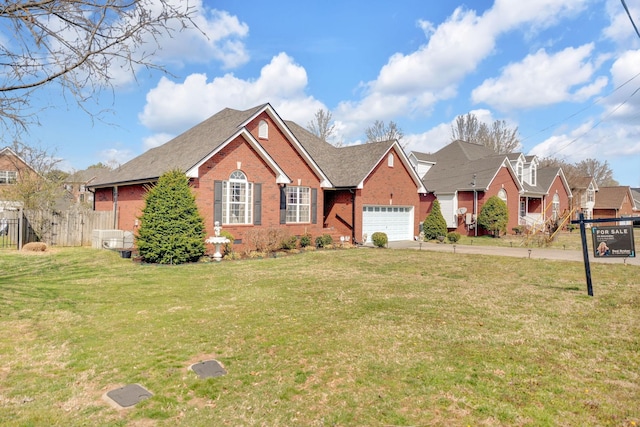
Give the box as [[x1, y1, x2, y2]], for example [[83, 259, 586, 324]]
[[315, 234, 333, 248], [299, 234, 312, 248], [281, 235, 298, 250], [244, 227, 288, 254], [136, 170, 205, 264], [371, 232, 388, 248], [422, 199, 448, 240], [446, 232, 461, 243]]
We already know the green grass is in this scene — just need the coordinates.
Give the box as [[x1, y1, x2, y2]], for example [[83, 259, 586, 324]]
[[455, 229, 640, 251], [1, 247, 639, 426]]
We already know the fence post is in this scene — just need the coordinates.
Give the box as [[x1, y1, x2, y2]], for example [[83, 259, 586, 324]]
[[18, 207, 23, 250]]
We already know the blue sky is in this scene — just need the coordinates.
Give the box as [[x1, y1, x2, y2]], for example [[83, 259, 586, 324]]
[[23, 0, 640, 186]]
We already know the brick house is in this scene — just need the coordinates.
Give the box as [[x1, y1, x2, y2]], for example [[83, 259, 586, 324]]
[[0, 146, 37, 211], [570, 176, 598, 221], [593, 186, 637, 222], [410, 140, 572, 236], [88, 104, 426, 247], [63, 167, 111, 207]]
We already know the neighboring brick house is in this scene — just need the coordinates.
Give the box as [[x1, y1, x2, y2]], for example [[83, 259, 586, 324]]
[[63, 167, 111, 207], [593, 186, 636, 222], [88, 104, 425, 247], [0, 146, 37, 211], [570, 176, 598, 220], [410, 140, 572, 236]]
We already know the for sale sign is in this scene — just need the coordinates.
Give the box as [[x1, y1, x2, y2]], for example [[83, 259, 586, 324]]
[[591, 226, 636, 257]]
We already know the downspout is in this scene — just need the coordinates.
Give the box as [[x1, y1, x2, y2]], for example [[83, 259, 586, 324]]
[[474, 189, 478, 237], [350, 189, 356, 243], [472, 174, 478, 237], [113, 185, 118, 229]]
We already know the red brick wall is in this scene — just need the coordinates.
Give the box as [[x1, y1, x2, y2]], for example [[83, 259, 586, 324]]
[[357, 147, 421, 241], [324, 190, 355, 238], [418, 166, 520, 236], [94, 116, 327, 249], [546, 175, 571, 218]]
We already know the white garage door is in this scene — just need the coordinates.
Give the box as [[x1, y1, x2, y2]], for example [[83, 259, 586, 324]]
[[362, 205, 414, 243]]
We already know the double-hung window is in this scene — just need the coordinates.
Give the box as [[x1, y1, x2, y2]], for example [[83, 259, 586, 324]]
[[0, 170, 17, 184], [285, 186, 310, 223], [222, 171, 253, 224]]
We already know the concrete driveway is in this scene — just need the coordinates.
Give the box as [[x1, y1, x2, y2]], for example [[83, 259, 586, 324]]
[[384, 240, 640, 266]]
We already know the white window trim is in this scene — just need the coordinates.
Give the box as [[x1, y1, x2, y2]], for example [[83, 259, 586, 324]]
[[0, 170, 17, 184], [258, 120, 268, 139], [388, 153, 394, 167], [222, 170, 253, 224], [552, 194, 560, 219], [286, 186, 310, 223]]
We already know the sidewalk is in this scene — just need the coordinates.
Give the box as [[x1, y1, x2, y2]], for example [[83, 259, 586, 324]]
[[384, 240, 640, 266]]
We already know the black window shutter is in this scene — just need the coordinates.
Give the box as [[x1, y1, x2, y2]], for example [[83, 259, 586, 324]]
[[214, 180, 222, 223], [311, 188, 317, 224], [254, 183, 262, 225], [280, 186, 286, 224]]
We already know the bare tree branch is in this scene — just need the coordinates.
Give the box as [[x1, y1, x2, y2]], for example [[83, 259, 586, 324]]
[[0, 0, 201, 133], [451, 113, 520, 154], [365, 120, 404, 143], [306, 108, 336, 144]]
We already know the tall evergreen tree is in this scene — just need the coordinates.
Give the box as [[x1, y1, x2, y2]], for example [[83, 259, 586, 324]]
[[136, 170, 205, 264], [422, 199, 448, 240], [477, 195, 508, 237]]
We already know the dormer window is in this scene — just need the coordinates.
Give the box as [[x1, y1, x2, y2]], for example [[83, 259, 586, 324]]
[[516, 161, 523, 183], [388, 153, 394, 167], [258, 120, 268, 139], [530, 162, 536, 186]]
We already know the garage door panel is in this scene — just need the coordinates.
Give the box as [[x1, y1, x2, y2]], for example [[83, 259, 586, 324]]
[[362, 206, 413, 242]]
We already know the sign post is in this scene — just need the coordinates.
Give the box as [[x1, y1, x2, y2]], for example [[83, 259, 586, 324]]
[[572, 213, 636, 297]]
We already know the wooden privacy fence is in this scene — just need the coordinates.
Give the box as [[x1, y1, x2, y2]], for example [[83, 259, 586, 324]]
[[22, 209, 115, 247]]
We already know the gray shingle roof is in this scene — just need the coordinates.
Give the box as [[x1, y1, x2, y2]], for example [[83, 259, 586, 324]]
[[91, 106, 265, 187], [91, 104, 423, 192], [286, 121, 397, 188], [631, 188, 640, 210], [410, 151, 437, 163], [421, 140, 512, 193]]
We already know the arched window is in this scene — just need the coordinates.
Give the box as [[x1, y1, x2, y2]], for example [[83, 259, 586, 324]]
[[498, 188, 507, 203], [222, 170, 253, 224], [258, 120, 268, 139], [388, 153, 394, 167]]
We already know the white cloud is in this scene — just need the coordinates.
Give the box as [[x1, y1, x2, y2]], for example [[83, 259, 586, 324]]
[[529, 119, 640, 163], [472, 44, 607, 110], [403, 123, 451, 155], [603, 0, 640, 49], [603, 49, 640, 122], [99, 148, 135, 168], [139, 53, 325, 139], [333, 0, 590, 139], [104, 1, 250, 87], [151, 5, 250, 69]]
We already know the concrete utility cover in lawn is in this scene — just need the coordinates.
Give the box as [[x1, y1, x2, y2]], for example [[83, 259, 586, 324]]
[[105, 384, 153, 408], [190, 360, 227, 379]]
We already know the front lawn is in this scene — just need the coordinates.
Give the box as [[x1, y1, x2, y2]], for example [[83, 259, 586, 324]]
[[0, 248, 638, 426]]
